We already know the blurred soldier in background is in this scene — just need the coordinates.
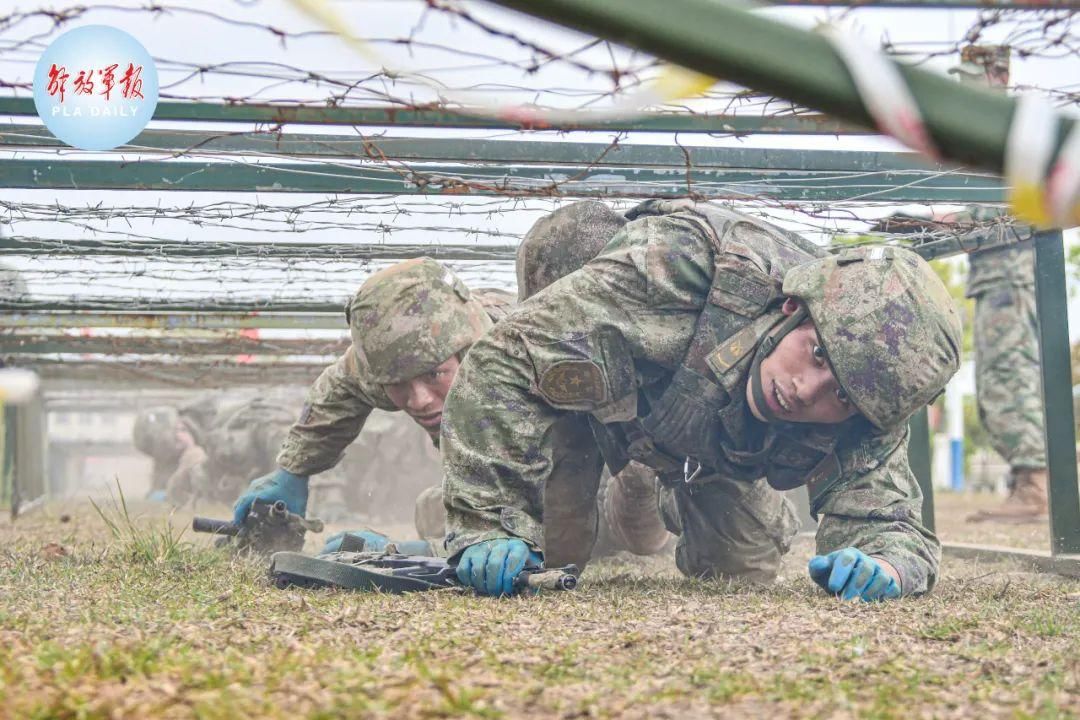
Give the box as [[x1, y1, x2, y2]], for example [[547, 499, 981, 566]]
[[132, 397, 215, 502], [0, 261, 27, 302], [949, 46, 1048, 524], [183, 395, 298, 507]]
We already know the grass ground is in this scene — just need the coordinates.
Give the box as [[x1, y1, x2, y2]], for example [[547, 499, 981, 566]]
[[0, 492, 1077, 719]]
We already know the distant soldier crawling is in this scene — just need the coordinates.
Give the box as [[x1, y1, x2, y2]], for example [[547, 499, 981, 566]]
[[132, 397, 216, 502], [134, 394, 314, 508], [440, 199, 962, 600]]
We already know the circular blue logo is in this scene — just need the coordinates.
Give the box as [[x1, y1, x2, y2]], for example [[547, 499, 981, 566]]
[[33, 25, 158, 151]]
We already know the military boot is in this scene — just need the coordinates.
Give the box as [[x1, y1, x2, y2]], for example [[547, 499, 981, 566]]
[[966, 468, 1049, 524], [599, 462, 672, 556]]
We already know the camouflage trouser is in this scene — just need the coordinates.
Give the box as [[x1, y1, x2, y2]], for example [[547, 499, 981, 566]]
[[973, 284, 1047, 470], [593, 461, 672, 557], [414, 414, 604, 569], [415, 414, 671, 569], [659, 474, 799, 583]]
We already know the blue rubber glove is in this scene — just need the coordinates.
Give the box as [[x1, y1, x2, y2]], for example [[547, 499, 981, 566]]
[[319, 529, 432, 556], [455, 538, 541, 597], [231, 467, 309, 526], [808, 547, 902, 602], [146, 489, 168, 503]]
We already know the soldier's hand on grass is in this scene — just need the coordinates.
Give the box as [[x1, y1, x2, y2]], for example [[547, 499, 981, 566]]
[[319, 529, 431, 556], [231, 467, 309, 526], [808, 547, 901, 602], [455, 538, 541, 597]]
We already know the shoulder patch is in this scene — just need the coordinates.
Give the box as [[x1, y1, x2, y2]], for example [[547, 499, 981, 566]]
[[706, 323, 761, 375], [538, 361, 607, 405]]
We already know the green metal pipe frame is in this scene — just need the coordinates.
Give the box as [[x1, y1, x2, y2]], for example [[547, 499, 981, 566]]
[[25, 362, 325, 389], [907, 408, 935, 533], [0, 125, 941, 172], [0, 158, 1005, 203], [0, 226, 1035, 316], [485, 0, 1076, 177], [1, 299, 348, 313], [1033, 230, 1080, 557], [3, 312, 346, 331], [0, 335, 350, 356], [0, 237, 519, 261], [0, 97, 861, 135]]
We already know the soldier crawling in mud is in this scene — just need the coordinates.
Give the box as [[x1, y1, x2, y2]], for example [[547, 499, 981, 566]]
[[232, 202, 673, 568], [439, 198, 962, 601], [132, 397, 217, 503]]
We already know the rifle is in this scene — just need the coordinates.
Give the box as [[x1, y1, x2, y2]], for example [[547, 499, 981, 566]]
[[193, 499, 324, 555], [269, 549, 579, 595]]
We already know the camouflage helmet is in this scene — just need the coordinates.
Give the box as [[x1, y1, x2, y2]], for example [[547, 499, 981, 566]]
[[516, 201, 627, 300], [132, 406, 181, 461], [782, 245, 962, 431], [347, 258, 492, 384]]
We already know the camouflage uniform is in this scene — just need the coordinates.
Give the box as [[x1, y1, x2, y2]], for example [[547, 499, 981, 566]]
[[968, 235, 1046, 471], [516, 200, 671, 561], [274, 259, 513, 541], [442, 200, 960, 594], [133, 396, 216, 497], [277, 260, 508, 477], [194, 396, 298, 504], [949, 45, 1049, 522]]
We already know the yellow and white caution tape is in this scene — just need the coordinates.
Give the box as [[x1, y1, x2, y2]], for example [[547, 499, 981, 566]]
[[1002, 95, 1080, 229], [1004, 95, 1056, 227], [820, 25, 938, 160], [1044, 122, 1080, 229], [822, 23, 1080, 229]]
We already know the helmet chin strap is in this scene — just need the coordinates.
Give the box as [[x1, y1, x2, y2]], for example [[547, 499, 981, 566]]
[[749, 305, 808, 424]]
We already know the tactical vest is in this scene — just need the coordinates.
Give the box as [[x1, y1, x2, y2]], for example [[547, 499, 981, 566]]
[[589, 200, 857, 495]]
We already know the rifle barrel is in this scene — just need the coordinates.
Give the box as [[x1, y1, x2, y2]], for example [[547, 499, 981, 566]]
[[192, 517, 240, 536]]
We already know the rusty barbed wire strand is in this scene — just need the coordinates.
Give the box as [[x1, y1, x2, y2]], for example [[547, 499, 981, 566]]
[[0, 0, 1073, 387]]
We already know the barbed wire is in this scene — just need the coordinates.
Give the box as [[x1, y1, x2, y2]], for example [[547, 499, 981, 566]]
[[1, 0, 1073, 387]]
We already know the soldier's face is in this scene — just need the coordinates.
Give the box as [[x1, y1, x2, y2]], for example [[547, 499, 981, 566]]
[[384, 355, 461, 436], [747, 300, 858, 425]]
